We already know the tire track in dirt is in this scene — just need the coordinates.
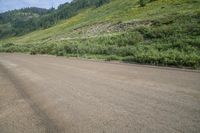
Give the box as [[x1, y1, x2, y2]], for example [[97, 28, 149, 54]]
[[0, 63, 63, 133], [0, 53, 200, 133]]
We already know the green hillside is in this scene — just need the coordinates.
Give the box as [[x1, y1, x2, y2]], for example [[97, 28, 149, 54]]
[[0, 7, 51, 38], [0, 0, 200, 68], [0, 0, 110, 38]]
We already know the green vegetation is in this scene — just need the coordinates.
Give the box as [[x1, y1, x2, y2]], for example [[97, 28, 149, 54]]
[[0, 7, 51, 38], [0, 0, 110, 38], [0, 0, 200, 68], [139, 0, 147, 7]]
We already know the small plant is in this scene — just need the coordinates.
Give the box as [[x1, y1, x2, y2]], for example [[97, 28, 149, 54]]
[[139, 0, 146, 7], [105, 55, 119, 61], [2, 43, 15, 47]]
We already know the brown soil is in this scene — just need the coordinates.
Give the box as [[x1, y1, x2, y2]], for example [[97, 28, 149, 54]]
[[0, 53, 200, 133]]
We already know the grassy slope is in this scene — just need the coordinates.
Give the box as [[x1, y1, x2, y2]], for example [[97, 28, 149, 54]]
[[0, 0, 200, 68], [2, 0, 198, 44]]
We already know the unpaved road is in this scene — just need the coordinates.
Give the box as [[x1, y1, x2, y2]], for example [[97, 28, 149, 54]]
[[0, 53, 200, 133]]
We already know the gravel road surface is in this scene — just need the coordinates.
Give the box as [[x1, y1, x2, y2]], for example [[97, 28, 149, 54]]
[[0, 53, 200, 133]]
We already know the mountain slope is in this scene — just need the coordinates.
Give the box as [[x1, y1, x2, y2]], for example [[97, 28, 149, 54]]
[[0, 0, 200, 68], [0, 0, 110, 38], [0, 7, 51, 38]]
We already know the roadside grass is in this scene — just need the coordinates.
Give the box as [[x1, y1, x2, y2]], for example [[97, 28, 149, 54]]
[[0, 0, 200, 68]]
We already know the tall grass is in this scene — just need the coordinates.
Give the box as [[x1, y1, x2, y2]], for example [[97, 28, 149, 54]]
[[0, 13, 200, 68]]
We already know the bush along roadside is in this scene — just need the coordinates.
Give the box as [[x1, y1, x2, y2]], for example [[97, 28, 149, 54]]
[[0, 14, 200, 69]]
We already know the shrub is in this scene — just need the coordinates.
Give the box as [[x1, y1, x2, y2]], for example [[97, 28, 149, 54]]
[[63, 44, 79, 54], [139, 0, 146, 7], [105, 55, 119, 61], [2, 43, 15, 47]]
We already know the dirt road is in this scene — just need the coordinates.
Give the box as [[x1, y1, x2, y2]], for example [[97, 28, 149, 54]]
[[0, 53, 200, 133]]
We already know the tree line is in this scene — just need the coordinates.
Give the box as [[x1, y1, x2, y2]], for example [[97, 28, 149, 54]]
[[0, 0, 110, 38]]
